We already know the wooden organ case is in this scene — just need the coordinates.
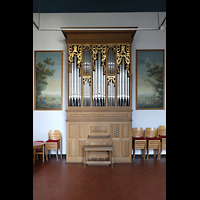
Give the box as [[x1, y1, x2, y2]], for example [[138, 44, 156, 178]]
[[62, 28, 137, 163]]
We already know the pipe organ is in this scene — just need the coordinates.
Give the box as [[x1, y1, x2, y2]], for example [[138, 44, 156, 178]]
[[62, 28, 137, 163]]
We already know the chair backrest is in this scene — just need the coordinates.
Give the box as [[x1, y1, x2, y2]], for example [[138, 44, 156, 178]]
[[145, 127, 157, 138], [48, 130, 61, 140], [132, 128, 144, 138], [158, 125, 166, 136]]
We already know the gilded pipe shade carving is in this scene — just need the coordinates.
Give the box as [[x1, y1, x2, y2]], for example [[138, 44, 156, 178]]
[[83, 76, 91, 86], [68, 44, 82, 74], [92, 44, 106, 75], [117, 44, 130, 77]]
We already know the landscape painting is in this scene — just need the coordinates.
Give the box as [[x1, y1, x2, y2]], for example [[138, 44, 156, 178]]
[[136, 50, 164, 110], [34, 51, 63, 110]]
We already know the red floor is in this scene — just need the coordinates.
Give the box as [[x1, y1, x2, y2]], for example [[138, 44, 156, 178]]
[[33, 156, 166, 200]]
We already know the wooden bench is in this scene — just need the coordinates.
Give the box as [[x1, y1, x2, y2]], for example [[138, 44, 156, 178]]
[[83, 145, 113, 169]]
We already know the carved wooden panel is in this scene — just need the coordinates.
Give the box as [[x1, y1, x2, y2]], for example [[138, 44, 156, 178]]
[[112, 138, 120, 157], [122, 139, 129, 157], [69, 139, 77, 157], [78, 139, 86, 157], [69, 124, 77, 138], [78, 124, 86, 138], [89, 123, 109, 135], [113, 124, 119, 138], [66, 111, 132, 122], [121, 124, 130, 138]]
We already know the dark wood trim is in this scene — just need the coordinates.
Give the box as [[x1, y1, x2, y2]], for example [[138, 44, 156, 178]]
[[61, 27, 137, 43]]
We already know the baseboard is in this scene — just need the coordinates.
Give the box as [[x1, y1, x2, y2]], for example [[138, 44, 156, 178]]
[[47, 154, 66, 158]]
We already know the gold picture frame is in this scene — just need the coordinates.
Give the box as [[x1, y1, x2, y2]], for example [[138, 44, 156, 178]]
[[136, 49, 165, 110], [34, 51, 63, 110]]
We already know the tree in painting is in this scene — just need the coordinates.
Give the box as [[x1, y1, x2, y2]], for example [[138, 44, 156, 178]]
[[36, 58, 55, 108], [145, 59, 163, 106]]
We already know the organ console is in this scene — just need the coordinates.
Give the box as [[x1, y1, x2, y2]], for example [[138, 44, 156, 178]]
[[62, 28, 137, 163]]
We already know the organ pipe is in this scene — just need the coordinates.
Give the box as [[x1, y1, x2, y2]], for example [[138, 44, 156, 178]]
[[107, 77, 115, 106], [83, 46, 91, 106], [83, 46, 91, 74], [107, 48, 115, 74], [117, 57, 130, 106], [69, 55, 81, 106], [92, 50, 105, 106]]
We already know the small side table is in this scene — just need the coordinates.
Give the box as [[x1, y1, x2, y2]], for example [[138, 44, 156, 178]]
[[33, 142, 45, 164]]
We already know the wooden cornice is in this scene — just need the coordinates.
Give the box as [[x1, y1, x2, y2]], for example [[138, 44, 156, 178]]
[[61, 27, 137, 43]]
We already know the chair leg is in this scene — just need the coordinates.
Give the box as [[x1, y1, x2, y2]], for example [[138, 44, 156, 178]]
[[157, 142, 160, 160], [56, 147, 58, 161], [160, 143, 162, 159], [159, 143, 161, 160], [143, 143, 146, 160], [157, 149, 159, 160], [142, 149, 145, 160], [154, 150, 156, 158], [46, 148, 48, 161], [60, 145, 62, 158], [59, 151, 62, 158], [133, 148, 135, 160]]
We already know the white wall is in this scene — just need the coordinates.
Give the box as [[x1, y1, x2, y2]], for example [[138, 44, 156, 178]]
[[33, 12, 166, 155]]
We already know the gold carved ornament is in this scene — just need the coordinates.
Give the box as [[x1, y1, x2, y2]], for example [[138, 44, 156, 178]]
[[68, 44, 82, 75], [107, 44, 116, 51], [92, 44, 106, 75], [107, 76, 116, 87], [83, 76, 91, 86], [116, 44, 130, 77], [83, 44, 92, 51]]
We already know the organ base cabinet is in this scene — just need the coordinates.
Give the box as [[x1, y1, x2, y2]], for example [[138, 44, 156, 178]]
[[66, 110, 132, 163], [62, 28, 137, 163]]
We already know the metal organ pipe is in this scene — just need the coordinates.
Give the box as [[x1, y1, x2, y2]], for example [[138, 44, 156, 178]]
[[71, 62, 74, 106], [92, 50, 105, 106], [122, 57, 125, 105], [103, 74, 105, 105], [117, 57, 129, 106], [69, 70, 72, 106], [74, 56, 77, 106], [83, 47, 91, 106], [98, 51, 101, 100], [69, 55, 81, 106], [107, 48, 115, 106], [124, 68, 127, 106], [117, 73, 119, 105], [107, 48, 115, 74], [119, 64, 122, 106], [127, 76, 130, 106]]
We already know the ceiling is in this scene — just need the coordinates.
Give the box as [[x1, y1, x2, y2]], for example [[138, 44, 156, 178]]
[[33, 0, 166, 13]]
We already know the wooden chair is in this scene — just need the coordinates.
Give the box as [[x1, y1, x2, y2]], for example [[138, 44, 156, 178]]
[[145, 128, 160, 160], [132, 128, 146, 160], [34, 141, 45, 160], [45, 130, 62, 161], [157, 125, 166, 158]]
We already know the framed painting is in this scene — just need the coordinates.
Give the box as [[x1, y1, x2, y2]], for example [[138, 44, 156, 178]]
[[136, 50, 165, 110], [34, 51, 63, 110]]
